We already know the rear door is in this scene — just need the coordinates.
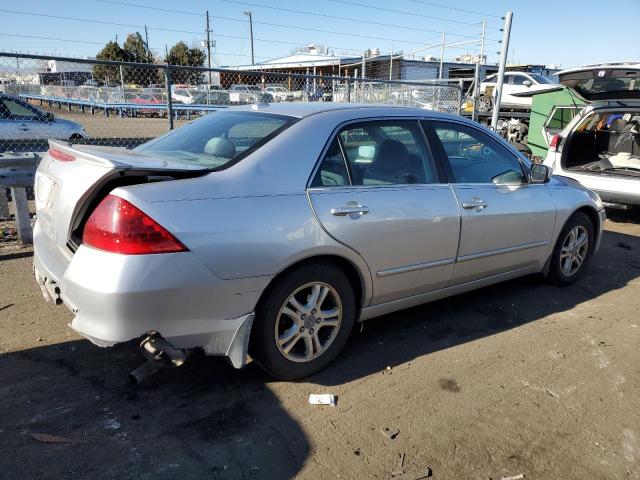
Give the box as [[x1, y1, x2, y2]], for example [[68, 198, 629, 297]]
[[424, 120, 556, 284], [308, 119, 460, 305]]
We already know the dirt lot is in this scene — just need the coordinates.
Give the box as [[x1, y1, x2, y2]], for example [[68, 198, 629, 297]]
[[1, 212, 639, 479]]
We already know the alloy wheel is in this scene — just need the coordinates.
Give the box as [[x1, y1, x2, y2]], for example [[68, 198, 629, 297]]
[[274, 282, 343, 363], [560, 225, 589, 276]]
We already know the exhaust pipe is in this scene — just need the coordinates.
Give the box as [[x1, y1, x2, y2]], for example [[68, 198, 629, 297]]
[[128, 331, 189, 384]]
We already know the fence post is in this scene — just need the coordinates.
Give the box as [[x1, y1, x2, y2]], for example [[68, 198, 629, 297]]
[[10, 187, 32, 244], [0, 188, 9, 219], [346, 77, 351, 103], [458, 79, 464, 116], [165, 66, 174, 131]]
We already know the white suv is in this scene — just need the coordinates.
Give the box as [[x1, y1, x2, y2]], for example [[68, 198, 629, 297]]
[[478, 71, 556, 112], [543, 63, 640, 207]]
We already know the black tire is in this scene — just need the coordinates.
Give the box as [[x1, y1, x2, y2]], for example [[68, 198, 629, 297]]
[[547, 212, 595, 286], [250, 262, 356, 380]]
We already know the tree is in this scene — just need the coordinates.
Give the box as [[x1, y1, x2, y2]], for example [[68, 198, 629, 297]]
[[123, 32, 152, 64], [123, 33, 154, 84], [165, 41, 206, 84], [93, 41, 127, 85]]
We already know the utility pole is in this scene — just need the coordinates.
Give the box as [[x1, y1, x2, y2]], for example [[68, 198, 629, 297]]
[[472, 20, 486, 122], [205, 10, 213, 84], [244, 10, 254, 65], [438, 32, 445, 79], [144, 25, 150, 60], [491, 11, 513, 130], [165, 44, 169, 62]]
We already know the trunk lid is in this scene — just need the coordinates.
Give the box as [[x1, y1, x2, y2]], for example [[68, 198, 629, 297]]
[[557, 63, 640, 102], [35, 140, 208, 252]]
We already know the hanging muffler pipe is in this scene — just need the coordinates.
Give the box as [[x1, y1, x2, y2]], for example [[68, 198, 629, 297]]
[[128, 331, 189, 384]]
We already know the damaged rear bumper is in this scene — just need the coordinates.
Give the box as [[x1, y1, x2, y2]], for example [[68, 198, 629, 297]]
[[33, 221, 267, 368]]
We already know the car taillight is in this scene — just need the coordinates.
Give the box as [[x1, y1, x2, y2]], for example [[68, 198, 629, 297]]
[[48, 148, 75, 162], [83, 195, 187, 255], [549, 134, 561, 152]]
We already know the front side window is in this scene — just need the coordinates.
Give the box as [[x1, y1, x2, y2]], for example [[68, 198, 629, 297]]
[[337, 120, 436, 185], [431, 121, 525, 185], [511, 75, 530, 86], [137, 111, 295, 170]]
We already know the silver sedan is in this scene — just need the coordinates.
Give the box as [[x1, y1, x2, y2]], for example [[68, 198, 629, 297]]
[[33, 103, 605, 379]]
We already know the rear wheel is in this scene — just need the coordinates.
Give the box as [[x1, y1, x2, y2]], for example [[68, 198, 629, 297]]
[[547, 212, 594, 285], [250, 262, 356, 380]]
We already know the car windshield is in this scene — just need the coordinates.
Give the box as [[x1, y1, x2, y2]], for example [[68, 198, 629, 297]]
[[136, 111, 296, 170], [528, 73, 554, 84]]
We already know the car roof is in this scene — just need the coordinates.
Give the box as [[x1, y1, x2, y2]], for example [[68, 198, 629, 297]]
[[227, 102, 459, 120]]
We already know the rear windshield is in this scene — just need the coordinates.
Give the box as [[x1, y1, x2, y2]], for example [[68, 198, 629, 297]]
[[136, 111, 296, 170]]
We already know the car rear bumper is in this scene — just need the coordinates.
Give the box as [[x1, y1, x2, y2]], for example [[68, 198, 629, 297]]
[[33, 221, 267, 368]]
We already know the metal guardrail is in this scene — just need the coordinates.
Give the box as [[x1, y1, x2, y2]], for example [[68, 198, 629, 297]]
[[0, 152, 38, 244]]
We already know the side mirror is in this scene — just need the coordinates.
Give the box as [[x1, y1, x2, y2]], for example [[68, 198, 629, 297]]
[[530, 163, 551, 183], [44, 112, 55, 122], [522, 80, 532, 87]]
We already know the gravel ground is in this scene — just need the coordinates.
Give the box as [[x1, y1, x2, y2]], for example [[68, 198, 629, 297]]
[[1, 212, 639, 479]]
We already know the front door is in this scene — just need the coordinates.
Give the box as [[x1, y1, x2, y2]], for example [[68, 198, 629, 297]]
[[425, 120, 556, 284], [308, 120, 460, 305]]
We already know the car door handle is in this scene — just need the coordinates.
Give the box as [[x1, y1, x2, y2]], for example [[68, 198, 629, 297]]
[[462, 199, 487, 209], [330, 205, 369, 216]]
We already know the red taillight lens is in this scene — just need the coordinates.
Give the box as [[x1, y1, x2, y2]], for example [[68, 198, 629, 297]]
[[48, 148, 75, 162], [82, 195, 187, 255], [549, 134, 561, 152]]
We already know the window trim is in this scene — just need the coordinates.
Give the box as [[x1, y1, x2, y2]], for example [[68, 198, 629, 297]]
[[307, 116, 444, 190], [425, 118, 531, 186]]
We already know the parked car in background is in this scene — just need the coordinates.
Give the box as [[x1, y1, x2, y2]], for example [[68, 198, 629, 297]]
[[131, 94, 164, 116], [543, 63, 640, 207], [228, 84, 274, 104], [32, 103, 604, 381], [264, 86, 295, 102], [171, 88, 199, 105], [477, 71, 557, 112], [0, 94, 86, 141]]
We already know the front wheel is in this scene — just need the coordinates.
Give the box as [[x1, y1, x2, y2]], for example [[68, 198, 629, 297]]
[[476, 95, 493, 112], [547, 212, 595, 285], [250, 262, 356, 380]]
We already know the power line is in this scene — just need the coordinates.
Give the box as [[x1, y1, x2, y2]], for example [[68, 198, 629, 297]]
[[218, 0, 497, 34], [323, 0, 501, 29], [97, 0, 489, 41], [0, 33, 104, 46], [405, 0, 503, 19]]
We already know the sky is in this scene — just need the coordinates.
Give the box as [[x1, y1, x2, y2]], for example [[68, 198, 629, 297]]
[[0, 0, 638, 69]]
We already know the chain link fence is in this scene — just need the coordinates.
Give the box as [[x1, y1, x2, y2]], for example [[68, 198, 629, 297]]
[[0, 52, 463, 245]]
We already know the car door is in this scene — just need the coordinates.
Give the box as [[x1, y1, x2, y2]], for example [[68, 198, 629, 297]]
[[424, 120, 556, 284], [508, 74, 534, 107], [308, 119, 461, 305]]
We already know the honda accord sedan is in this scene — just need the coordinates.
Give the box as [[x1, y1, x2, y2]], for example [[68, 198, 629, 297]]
[[33, 103, 605, 380]]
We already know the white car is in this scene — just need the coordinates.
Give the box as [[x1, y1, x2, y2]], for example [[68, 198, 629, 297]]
[[543, 63, 640, 207], [478, 71, 557, 112], [264, 86, 295, 102], [228, 85, 273, 104], [171, 88, 199, 105]]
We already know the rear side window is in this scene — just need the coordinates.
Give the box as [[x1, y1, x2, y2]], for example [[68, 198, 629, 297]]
[[311, 138, 350, 187], [430, 121, 525, 185], [339, 120, 436, 185]]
